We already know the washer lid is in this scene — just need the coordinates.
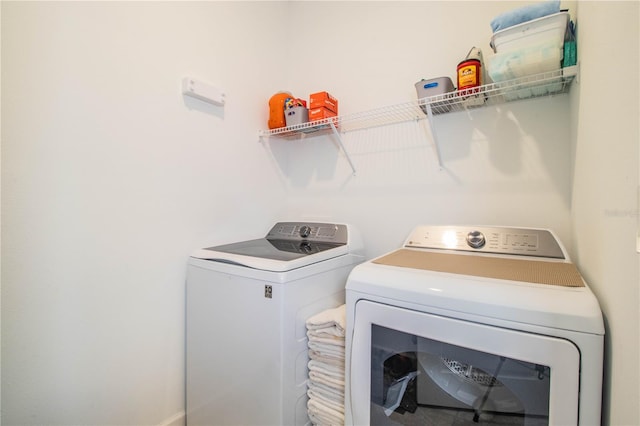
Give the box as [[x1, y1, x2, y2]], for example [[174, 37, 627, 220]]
[[190, 222, 353, 272]]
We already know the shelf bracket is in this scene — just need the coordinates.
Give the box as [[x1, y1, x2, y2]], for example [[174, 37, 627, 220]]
[[424, 103, 443, 169], [328, 121, 356, 175]]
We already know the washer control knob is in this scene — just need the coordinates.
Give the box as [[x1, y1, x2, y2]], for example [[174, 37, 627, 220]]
[[299, 225, 312, 238], [466, 230, 486, 249]]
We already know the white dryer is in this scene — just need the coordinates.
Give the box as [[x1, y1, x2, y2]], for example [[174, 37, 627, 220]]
[[345, 225, 604, 426], [186, 222, 364, 426]]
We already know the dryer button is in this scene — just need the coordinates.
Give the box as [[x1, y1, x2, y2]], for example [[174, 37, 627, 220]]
[[466, 230, 486, 249]]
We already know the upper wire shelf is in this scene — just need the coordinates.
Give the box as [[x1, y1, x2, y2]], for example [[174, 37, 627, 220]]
[[258, 66, 578, 138]]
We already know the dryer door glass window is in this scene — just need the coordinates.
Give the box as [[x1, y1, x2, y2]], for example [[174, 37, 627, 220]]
[[371, 325, 550, 425], [349, 301, 581, 426]]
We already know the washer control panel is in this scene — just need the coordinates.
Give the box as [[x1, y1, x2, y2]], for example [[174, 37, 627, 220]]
[[404, 226, 566, 259], [266, 222, 348, 244]]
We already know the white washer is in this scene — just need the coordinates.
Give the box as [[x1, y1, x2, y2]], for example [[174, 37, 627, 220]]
[[345, 225, 604, 426], [186, 222, 364, 426]]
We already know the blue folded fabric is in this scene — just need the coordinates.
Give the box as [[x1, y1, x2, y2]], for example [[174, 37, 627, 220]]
[[490, 0, 560, 32]]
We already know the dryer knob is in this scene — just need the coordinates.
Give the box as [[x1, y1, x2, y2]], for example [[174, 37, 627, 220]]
[[299, 225, 312, 238], [466, 230, 486, 249]]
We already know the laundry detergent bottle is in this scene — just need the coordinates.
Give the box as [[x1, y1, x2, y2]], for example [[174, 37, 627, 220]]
[[268, 91, 292, 129]]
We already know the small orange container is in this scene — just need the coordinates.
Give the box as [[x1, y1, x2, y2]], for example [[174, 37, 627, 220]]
[[268, 92, 292, 129], [309, 106, 337, 122], [310, 91, 338, 114]]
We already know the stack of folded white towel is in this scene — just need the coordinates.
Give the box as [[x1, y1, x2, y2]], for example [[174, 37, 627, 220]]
[[305, 304, 347, 426]]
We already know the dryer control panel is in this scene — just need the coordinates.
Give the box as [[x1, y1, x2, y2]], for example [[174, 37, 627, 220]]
[[404, 226, 566, 259]]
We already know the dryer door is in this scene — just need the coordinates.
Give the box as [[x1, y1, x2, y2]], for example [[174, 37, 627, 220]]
[[349, 300, 580, 425]]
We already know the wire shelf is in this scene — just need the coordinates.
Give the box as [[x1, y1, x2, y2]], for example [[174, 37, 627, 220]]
[[258, 66, 577, 138]]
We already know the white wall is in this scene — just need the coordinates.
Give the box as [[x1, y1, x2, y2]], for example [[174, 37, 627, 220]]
[[1, 2, 287, 425], [271, 0, 575, 258], [571, 2, 640, 425], [0, 0, 3, 419], [2, 1, 637, 425]]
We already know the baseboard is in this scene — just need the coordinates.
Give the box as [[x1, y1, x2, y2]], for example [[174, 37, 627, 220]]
[[158, 411, 185, 426]]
